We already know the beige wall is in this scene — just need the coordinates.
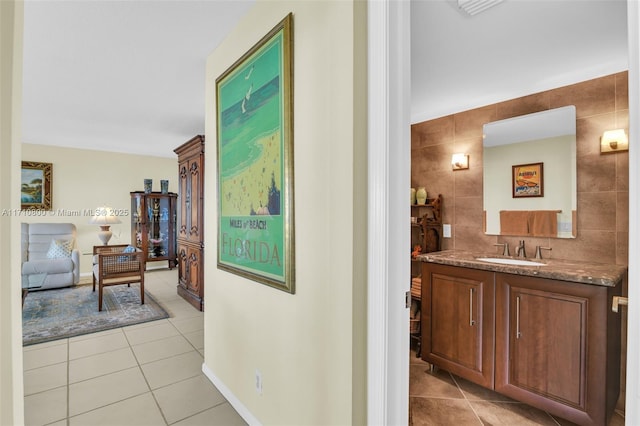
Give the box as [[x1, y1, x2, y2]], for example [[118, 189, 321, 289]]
[[203, 1, 367, 424], [0, 0, 25, 423], [411, 72, 629, 266], [21, 143, 178, 277]]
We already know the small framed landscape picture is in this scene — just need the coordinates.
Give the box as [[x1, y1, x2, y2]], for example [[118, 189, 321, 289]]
[[21, 161, 53, 210], [512, 162, 543, 198]]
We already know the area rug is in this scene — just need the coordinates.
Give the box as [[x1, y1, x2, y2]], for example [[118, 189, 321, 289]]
[[22, 284, 169, 346]]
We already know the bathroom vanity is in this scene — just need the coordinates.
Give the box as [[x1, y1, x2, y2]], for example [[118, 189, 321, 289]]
[[418, 250, 627, 426]]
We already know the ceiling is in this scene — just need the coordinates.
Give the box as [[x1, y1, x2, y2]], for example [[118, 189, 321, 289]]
[[411, 0, 628, 123], [21, 0, 255, 158], [21, 1, 628, 159]]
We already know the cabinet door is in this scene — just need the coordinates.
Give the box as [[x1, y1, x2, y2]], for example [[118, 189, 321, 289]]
[[501, 284, 585, 406], [178, 156, 203, 245], [131, 194, 146, 254], [178, 160, 190, 240], [422, 263, 495, 388], [177, 244, 202, 295], [186, 246, 202, 294], [146, 194, 173, 261], [495, 273, 617, 425], [187, 157, 203, 244], [177, 244, 188, 288]]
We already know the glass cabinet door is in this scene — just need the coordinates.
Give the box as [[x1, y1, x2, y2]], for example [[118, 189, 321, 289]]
[[130, 191, 177, 268], [147, 195, 172, 259], [131, 194, 144, 250]]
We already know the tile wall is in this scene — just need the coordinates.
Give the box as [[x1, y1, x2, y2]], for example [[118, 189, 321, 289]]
[[411, 71, 629, 266]]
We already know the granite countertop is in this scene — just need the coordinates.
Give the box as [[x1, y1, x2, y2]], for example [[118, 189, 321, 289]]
[[416, 250, 627, 287]]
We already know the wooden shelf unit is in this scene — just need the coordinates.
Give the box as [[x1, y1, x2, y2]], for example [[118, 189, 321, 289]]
[[410, 194, 442, 357]]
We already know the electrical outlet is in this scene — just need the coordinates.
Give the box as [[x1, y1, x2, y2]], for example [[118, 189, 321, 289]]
[[443, 224, 452, 238], [255, 369, 263, 395]]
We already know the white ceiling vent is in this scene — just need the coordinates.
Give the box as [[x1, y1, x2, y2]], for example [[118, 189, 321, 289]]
[[457, 0, 504, 16]]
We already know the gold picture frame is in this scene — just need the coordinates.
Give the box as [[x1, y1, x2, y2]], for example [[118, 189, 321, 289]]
[[21, 161, 53, 210], [215, 14, 295, 293]]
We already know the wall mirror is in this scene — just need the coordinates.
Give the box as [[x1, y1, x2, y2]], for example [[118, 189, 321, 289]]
[[483, 105, 577, 238]]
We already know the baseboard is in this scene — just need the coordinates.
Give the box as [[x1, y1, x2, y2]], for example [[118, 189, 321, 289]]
[[145, 263, 171, 271], [201, 362, 261, 426], [78, 273, 92, 285]]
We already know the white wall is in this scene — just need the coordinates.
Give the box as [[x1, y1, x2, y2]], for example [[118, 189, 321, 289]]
[[21, 143, 178, 276], [203, 1, 367, 424], [0, 1, 25, 423]]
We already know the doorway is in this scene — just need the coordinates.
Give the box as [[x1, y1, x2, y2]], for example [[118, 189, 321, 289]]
[[367, 1, 640, 425]]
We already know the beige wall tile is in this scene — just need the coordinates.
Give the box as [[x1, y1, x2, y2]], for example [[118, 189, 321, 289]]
[[550, 74, 617, 118], [411, 72, 629, 266], [496, 91, 551, 121], [578, 191, 617, 231]]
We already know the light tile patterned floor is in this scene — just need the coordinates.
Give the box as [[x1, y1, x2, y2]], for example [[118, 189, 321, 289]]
[[25, 269, 625, 425], [23, 268, 247, 426]]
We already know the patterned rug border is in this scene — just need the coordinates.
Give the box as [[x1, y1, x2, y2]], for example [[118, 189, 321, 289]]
[[22, 284, 170, 346]]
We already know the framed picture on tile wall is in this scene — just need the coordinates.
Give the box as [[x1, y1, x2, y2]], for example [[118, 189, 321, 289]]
[[512, 162, 543, 198], [215, 14, 295, 294], [21, 161, 53, 210]]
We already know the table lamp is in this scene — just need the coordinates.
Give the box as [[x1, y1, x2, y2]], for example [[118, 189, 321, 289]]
[[89, 206, 122, 245]]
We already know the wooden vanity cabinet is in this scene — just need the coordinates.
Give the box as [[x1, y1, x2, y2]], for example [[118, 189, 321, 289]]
[[495, 273, 621, 426], [421, 260, 622, 426], [421, 263, 495, 388]]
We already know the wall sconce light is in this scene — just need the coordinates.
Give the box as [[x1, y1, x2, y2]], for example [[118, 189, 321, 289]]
[[89, 206, 122, 245], [452, 153, 469, 170], [600, 129, 628, 153]]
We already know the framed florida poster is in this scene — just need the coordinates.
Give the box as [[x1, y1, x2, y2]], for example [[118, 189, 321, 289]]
[[216, 14, 295, 293]]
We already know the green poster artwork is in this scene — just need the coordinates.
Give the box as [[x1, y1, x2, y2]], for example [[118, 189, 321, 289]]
[[216, 14, 294, 293]]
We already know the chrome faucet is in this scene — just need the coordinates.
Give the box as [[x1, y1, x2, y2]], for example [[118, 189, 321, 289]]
[[516, 240, 526, 258], [535, 246, 552, 259], [494, 242, 510, 256]]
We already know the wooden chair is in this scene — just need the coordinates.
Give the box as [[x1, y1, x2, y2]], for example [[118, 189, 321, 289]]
[[92, 245, 145, 311]]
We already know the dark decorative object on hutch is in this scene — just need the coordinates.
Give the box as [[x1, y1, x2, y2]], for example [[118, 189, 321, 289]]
[[174, 135, 205, 311], [130, 191, 177, 269]]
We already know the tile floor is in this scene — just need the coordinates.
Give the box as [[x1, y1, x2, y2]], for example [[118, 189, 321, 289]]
[[23, 268, 247, 426], [24, 269, 626, 426], [409, 350, 626, 426]]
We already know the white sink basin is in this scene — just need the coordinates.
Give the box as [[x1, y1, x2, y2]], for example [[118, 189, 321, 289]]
[[476, 257, 546, 267]]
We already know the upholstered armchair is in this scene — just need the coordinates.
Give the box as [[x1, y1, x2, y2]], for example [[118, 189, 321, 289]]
[[92, 244, 145, 311], [21, 223, 80, 290]]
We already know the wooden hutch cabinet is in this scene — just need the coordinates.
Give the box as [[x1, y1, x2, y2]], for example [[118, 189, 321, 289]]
[[411, 194, 442, 278], [130, 191, 177, 269], [174, 135, 205, 311], [410, 194, 443, 356]]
